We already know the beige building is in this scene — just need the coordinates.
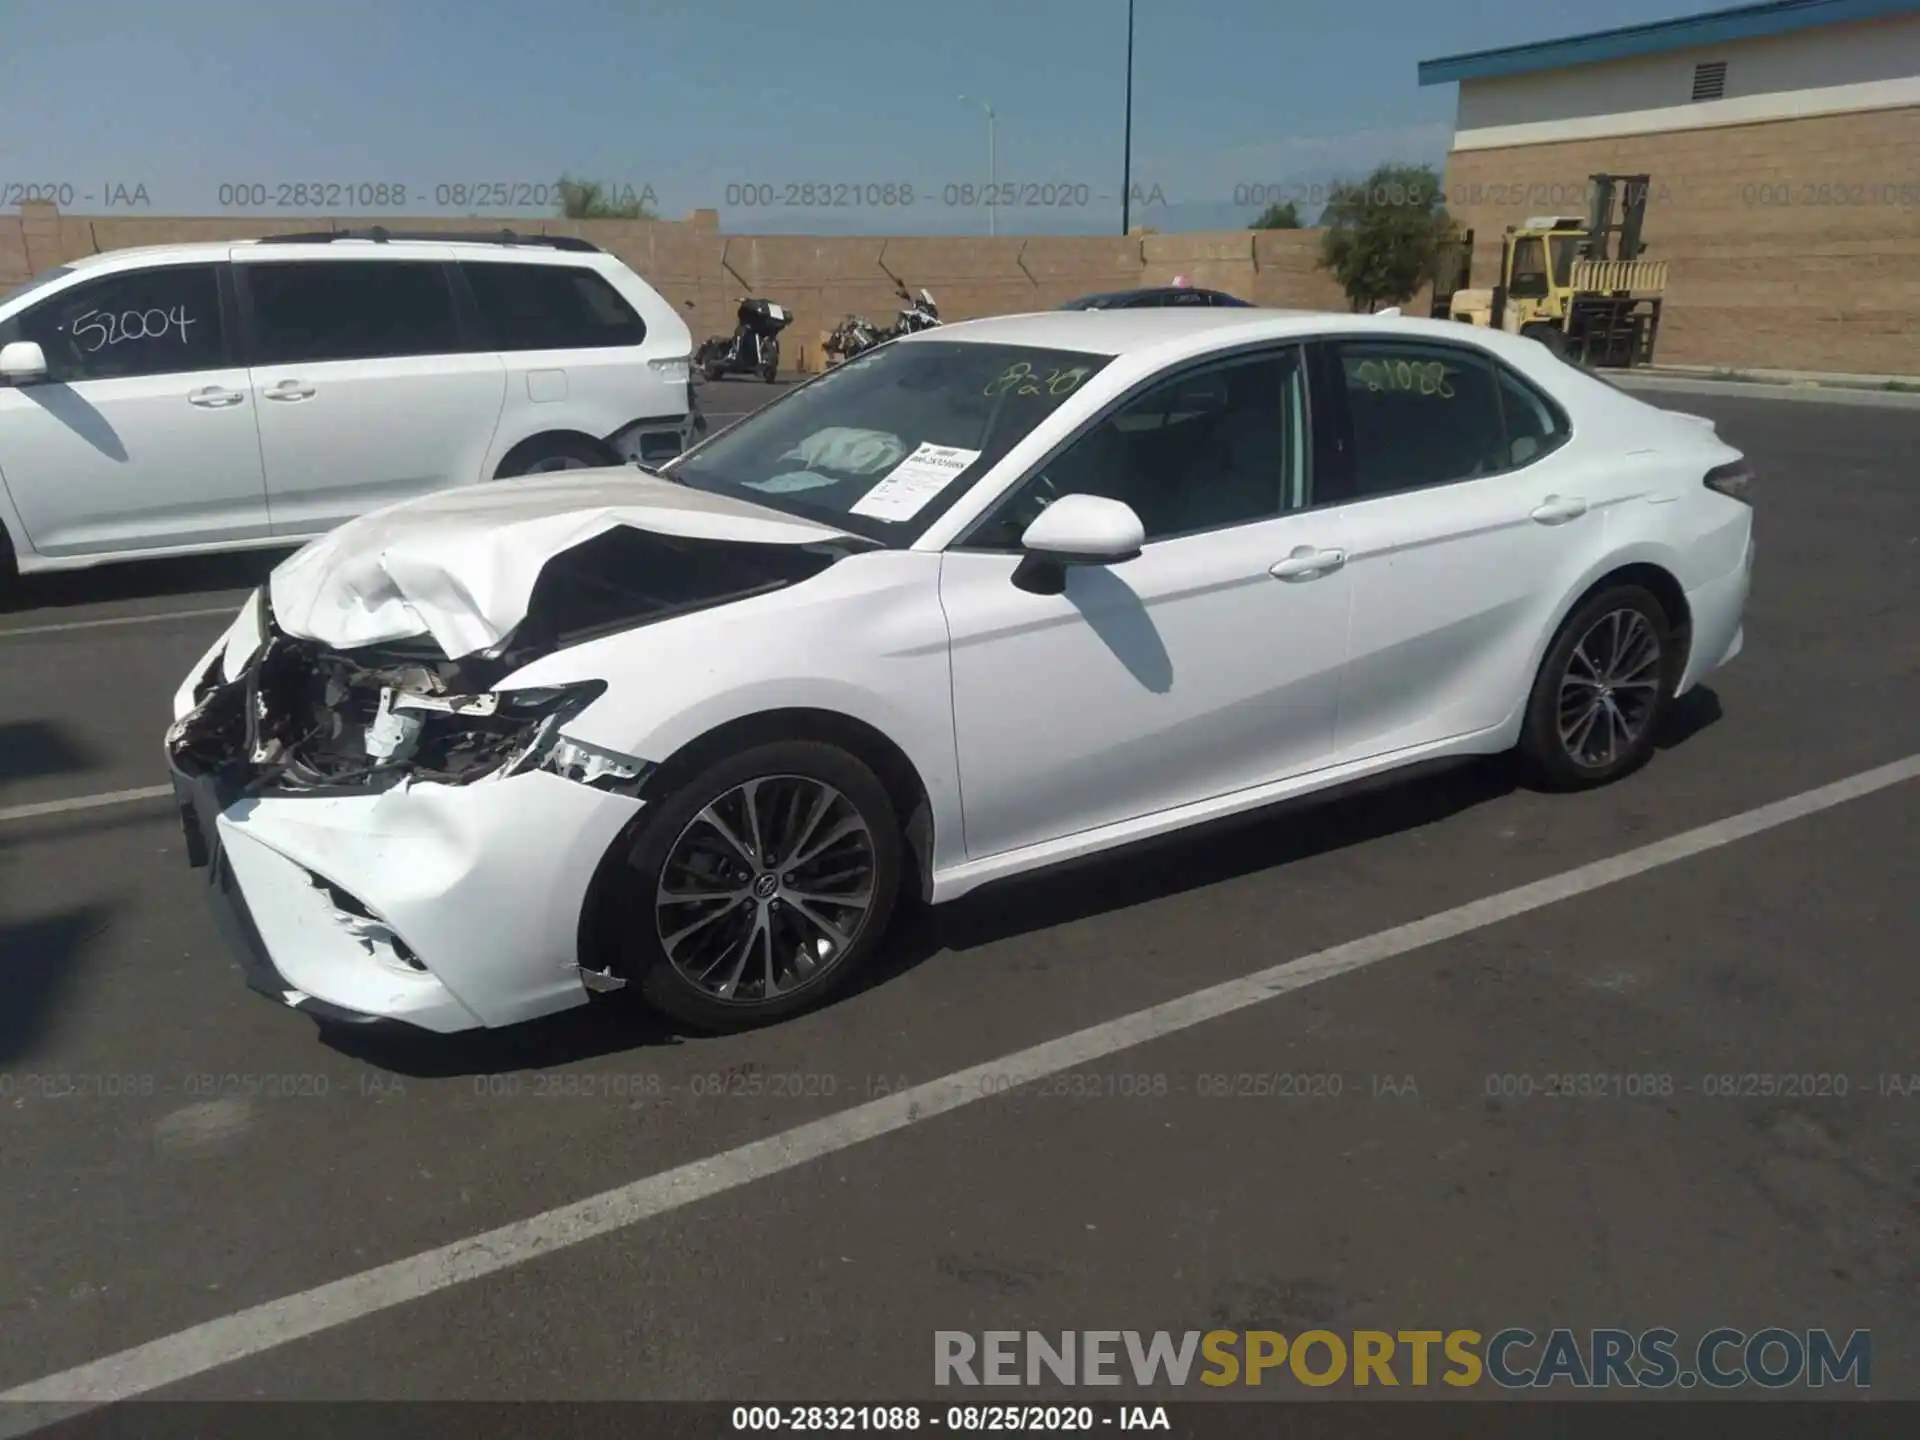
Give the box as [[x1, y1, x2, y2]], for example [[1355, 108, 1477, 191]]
[[1419, 0, 1920, 373]]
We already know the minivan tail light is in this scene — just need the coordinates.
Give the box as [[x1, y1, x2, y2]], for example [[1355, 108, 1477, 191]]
[[1704, 459, 1752, 503], [649, 356, 690, 385]]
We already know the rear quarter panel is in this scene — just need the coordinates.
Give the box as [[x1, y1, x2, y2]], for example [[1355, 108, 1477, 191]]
[[480, 259, 695, 474]]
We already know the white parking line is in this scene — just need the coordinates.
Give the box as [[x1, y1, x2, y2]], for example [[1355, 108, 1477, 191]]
[[0, 752, 1915, 1421], [0, 606, 238, 640], [0, 785, 175, 825]]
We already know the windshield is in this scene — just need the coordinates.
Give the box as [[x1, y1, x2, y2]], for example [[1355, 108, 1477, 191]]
[[669, 339, 1114, 543]]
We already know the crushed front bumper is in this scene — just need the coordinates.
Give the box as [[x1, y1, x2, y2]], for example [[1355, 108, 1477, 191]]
[[170, 758, 645, 1034]]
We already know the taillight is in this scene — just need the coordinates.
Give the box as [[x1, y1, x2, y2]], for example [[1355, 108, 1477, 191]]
[[1704, 459, 1752, 503]]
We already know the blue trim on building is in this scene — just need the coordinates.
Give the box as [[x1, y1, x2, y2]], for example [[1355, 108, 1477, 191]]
[[1419, 0, 1920, 85]]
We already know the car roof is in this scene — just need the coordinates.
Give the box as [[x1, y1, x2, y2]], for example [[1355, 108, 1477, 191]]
[[63, 237, 603, 272], [903, 306, 1571, 372], [904, 307, 1336, 355]]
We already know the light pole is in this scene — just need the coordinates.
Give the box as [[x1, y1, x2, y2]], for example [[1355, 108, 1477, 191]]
[[1121, 0, 1135, 235], [959, 94, 996, 236]]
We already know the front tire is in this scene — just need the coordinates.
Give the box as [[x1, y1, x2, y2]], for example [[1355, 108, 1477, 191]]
[[1518, 584, 1677, 791], [760, 338, 780, 383], [614, 741, 904, 1031]]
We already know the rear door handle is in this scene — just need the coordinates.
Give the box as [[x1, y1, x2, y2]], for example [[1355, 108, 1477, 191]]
[[263, 380, 315, 402], [187, 386, 245, 408], [1530, 495, 1589, 525], [1269, 546, 1346, 581]]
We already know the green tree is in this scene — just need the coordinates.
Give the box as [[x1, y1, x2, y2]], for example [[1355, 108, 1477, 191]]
[[1249, 198, 1302, 229], [555, 174, 657, 220], [1316, 162, 1452, 312]]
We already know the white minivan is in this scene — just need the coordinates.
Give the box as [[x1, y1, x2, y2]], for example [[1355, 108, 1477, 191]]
[[0, 229, 698, 579]]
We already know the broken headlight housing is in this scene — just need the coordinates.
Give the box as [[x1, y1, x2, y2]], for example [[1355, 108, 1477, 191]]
[[358, 679, 613, 787]]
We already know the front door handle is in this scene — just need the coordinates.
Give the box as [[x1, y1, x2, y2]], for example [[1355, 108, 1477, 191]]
[[187, 386, 245, 408], [263, 380, 315, 402], [1530, 495, 1589, 525], [1269, 546, 1346, 581]]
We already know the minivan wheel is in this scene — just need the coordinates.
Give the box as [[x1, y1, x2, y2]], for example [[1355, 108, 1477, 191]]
[[1519, 584, 1677, 791], [494, 436, 612, 478], [616, 741, 904, 1031]]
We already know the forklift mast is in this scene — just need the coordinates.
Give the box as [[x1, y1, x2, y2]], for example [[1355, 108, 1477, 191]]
[[1581, 173, 1651, 264]]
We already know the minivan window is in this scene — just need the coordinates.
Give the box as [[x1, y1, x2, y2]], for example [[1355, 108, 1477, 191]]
[[244, 260, 462, 365], [8, 264, 225, 381], [462, 262, 647, 350]]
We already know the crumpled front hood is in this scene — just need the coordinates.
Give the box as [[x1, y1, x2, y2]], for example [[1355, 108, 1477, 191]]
[[268, 467, 858, 658]]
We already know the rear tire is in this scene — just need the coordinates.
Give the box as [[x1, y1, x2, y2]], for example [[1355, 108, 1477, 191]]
[[611, 740, 904, 1032], [1518, 584, 1677, 791], [494, 435, 613, 478]]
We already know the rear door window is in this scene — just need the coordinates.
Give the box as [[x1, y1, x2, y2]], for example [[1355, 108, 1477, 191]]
[[461, 262, 647, 350], [244, 260, 462, 365], [1330, 341, 1510, 497]]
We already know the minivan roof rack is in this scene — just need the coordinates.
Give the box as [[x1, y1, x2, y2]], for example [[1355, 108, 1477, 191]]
[[253, 227, 602, 253]]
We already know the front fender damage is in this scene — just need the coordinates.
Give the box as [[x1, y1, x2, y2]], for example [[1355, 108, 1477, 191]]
[[166, 524, 865, 798]]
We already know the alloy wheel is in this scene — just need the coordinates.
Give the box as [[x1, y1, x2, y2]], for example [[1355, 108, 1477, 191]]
[[1557, 608, 1663, 769], [654, 775, 878, 1004]]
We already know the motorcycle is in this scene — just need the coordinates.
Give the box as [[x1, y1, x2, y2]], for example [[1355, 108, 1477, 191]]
[[889, 283, 940, 335], [824, 312, 886, 364], [822, 285, 940, 366], [694, 296, 792, 382]]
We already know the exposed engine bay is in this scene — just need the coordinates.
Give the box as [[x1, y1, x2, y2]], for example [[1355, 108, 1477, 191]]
[[167, 526, 863, 797]]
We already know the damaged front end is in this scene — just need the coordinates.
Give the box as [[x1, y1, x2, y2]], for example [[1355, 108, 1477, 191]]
[[168, 524, 855, 800], [167, 627, 646, 803]]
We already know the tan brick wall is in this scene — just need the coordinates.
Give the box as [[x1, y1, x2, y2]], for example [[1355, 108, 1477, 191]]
[[1441, 106, 1920, 373], [7, 115, 1913, 376]]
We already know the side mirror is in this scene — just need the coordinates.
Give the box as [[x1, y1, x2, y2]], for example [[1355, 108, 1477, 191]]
[[1014, 493, 1144, 594], [0, 341, 49, 384]]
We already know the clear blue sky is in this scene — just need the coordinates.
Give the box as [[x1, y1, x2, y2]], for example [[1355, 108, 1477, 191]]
[[4, 0, 1706, 234]]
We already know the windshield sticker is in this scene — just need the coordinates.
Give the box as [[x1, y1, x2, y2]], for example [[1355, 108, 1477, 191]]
[[848, 442, 982, 522], [984, 362, 1093, 398], [1350, 358, 1454, 398]]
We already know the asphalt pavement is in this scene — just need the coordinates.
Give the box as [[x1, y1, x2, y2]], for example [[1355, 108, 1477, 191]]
[[1, 382, 1917, 1414]]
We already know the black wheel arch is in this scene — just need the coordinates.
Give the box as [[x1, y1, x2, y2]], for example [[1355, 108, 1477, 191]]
[[1566, 563, 1693, 685], [493, 430, 621, 478]]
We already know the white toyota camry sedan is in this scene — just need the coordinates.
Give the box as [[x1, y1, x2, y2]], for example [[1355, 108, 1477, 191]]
[[167, 308, 1753, 1034]]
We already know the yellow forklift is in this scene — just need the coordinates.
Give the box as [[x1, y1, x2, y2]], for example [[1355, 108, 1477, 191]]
[[1430, 173, 1668, 368]]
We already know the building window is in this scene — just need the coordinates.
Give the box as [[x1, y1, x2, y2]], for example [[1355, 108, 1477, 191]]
[[1691, 61, 1727, 102]]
